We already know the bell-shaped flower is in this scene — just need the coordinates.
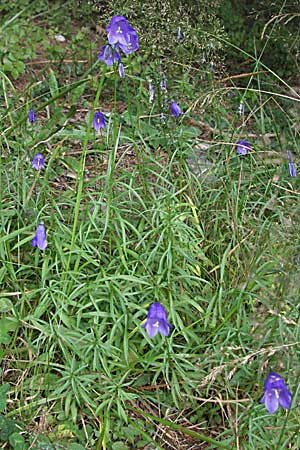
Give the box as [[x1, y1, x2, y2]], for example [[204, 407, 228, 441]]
[[170, 101, 181, 118], [238, 102, 244, 116], [148, 79, 155, 104], [237, 140, 251, 155], [107, 15, 138, 55], [32, 224, 48, 250], [142, 302, 172, 338], [260, 372, 292, 414], [31, 153, 45, 170], [160, 77, 167, 92], [98, 44, 121, 66], [28, 108, 35, 123], [92, 111, 106, 132], [287, 150, 296, 177], [177, 26, 182, 41], [118, 62, 125, 78]]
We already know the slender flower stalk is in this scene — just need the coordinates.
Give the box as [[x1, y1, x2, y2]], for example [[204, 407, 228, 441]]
[[32, 224, 48, 250], [142, 302, 172, 338], [31, 153, 45, 170], [260, 372, 292, 414], [287, 150, 296, 177]]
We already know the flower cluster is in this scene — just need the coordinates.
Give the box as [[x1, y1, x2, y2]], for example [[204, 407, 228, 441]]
[[98, 16, 138, 78]]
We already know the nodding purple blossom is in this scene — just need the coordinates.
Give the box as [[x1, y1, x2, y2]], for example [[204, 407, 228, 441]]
[[237, 140, 251, 155], [160, 77, 167, 92], [107, 16, 138, 55], [238, 102, 244, 116], [31, 153, 45, 170], [142, 302, 172, 338], [177, 26, 182, 41], [98, 44, 121, 66], [92, 111, 106, 132], [260, 372, 292, 414], [118, 62, 125, 78], [170, 101, 181, 118], [28, 108, 35, 123], [32, 224, 48, 250], [148, 79, 155, 104], [287, 151, 296, 177]]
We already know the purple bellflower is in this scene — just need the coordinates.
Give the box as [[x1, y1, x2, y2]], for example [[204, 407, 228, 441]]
[[32, 224, 48, 250], [160, 77, 167, 92], [237, 140, 251, 155], [98, 44, 121, 66], [92, 111, 106, 132], [32, 153, 45, 170], [142, 302, 172, 338], [287, 150, 296, 177], [107, 16, 138, 55], [170, 101, 181, 118], [238, 102, 244, 116], [148, 79, 155, 104], [260, 372, 292, 414], [118, 62, 125, 78], [177, 26, 182, 41], [28, 108, 35, 123]]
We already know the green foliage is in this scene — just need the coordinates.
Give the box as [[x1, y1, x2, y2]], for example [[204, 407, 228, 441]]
[[219, 0, 300, 77]]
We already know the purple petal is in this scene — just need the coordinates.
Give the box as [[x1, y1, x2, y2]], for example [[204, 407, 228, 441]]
[[288, 162, 296, 177], [264, 373, 286, 391], [158, 319, 171, 336], [279, 389, 292, 409], [147, 303, 168, 320], [118, 62, 125, 78], [98, 45, 120, 66], [118, 33, 139, 55], [265, 390, 279, 414], [143, 319, 159, 338], [237, 140, 251, 155]]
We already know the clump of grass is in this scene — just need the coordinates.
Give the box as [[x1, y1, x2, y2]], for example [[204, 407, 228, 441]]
[[0, 2, 299, 450]]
